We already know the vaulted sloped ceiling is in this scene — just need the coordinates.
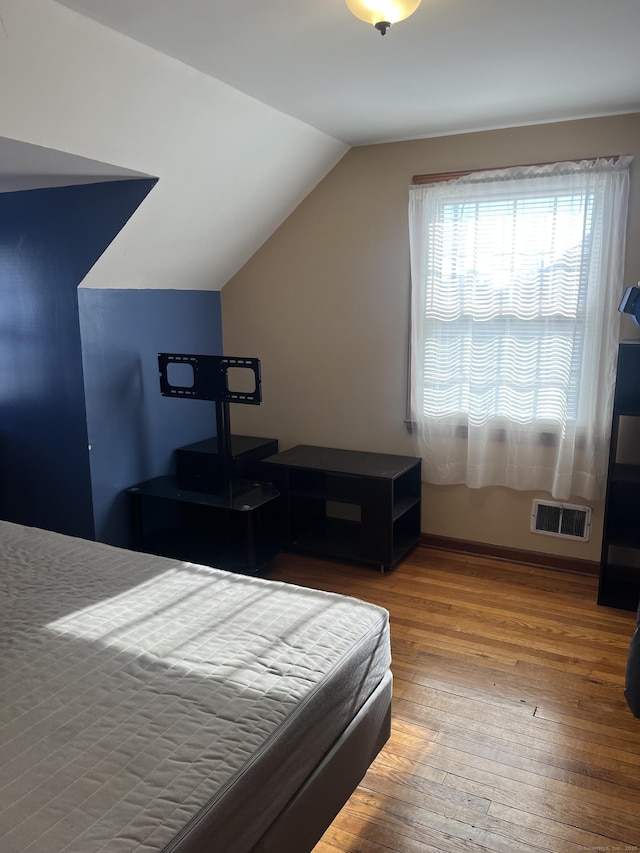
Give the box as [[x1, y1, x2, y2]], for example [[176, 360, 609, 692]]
[[4, 0, 639, 292], [51, 0, 640, 146], [0, 137, 150, 193], [0, 0, 347, 291]]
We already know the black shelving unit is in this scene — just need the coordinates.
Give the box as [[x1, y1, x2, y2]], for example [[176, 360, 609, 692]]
[[126, 435, 281, 575], [599, 341, 640, 610], [175, 435, 278, 491], [127, 475, 281, 575], [262, 445, 421, 572]]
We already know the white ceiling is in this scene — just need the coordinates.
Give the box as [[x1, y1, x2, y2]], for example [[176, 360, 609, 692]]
[[53, 0, 640, 146]]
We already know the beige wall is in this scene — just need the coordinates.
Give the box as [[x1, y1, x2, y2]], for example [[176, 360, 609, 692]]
[[222, 114, 640, 563]]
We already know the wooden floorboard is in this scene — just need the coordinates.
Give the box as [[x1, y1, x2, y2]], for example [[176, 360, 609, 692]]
[[266, 546, 640, 853]]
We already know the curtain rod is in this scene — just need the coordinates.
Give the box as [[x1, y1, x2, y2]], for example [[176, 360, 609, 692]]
[[411, 156, 622, 186]]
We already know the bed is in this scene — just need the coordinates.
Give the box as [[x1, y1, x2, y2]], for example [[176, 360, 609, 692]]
[[0, 520, 392, 853]]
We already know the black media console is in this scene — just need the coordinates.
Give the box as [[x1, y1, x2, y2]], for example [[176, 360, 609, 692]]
[[127, 352, 422, 575], [262, 445, 421, 572]]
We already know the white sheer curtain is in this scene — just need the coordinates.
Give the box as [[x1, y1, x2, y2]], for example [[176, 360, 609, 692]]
[[409, 157, 631, 501]]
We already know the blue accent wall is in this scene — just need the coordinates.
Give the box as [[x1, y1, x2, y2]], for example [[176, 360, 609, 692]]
[[0, 178, 156, 538], [79, 288, 222, 546]]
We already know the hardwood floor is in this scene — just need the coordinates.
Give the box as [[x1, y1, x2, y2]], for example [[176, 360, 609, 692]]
[[267, 546, 640, 853]]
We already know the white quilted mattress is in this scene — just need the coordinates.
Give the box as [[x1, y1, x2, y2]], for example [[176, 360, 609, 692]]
[[0, 520, 391, 853]]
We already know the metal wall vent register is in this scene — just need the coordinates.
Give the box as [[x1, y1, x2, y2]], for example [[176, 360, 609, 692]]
[[530, 500, 592, 541]]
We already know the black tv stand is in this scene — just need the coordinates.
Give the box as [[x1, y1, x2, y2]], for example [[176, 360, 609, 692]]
[[127, 433, 280, 574], [262, 445, 421, 572], [215, 399, 233, 485], [127, 469, 280, 574], [158, 353, 264, 492], [176, 435, 278, 493]]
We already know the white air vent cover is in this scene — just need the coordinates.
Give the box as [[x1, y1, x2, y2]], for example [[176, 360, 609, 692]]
[[531, 500, 592, 541]]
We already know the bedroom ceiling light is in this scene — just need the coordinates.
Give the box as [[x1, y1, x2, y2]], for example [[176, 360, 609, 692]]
[[345, 0, 422, 35]]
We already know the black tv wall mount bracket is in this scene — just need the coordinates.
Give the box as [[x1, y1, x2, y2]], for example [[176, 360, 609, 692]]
[[158, 353, 262, 492], [158, 353, 261, 404]]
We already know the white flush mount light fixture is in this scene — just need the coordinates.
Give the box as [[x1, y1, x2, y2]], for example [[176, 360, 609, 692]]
[[345, 0, 422, 35]]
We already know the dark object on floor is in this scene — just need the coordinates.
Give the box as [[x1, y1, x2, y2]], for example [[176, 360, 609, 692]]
[[625, 601, 640, 718]]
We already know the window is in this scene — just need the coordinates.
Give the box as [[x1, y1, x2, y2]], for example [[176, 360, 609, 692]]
[[408, 158, 631, 501]]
